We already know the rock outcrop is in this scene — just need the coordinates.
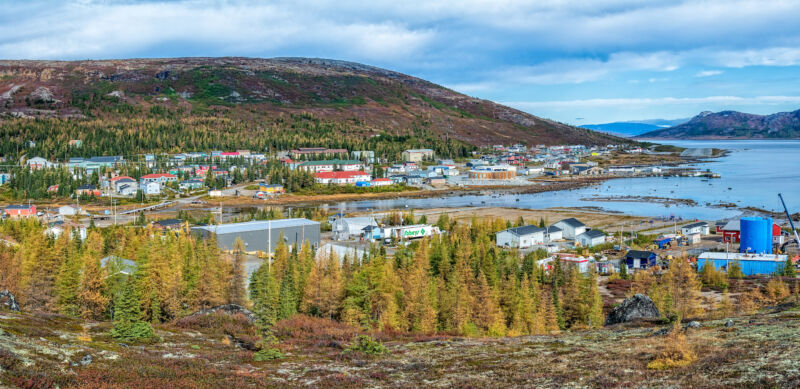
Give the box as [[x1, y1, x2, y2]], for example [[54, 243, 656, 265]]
[[0, 290, 20, 312], [185, 304, 257, 323], [605, 294, 660, 325]]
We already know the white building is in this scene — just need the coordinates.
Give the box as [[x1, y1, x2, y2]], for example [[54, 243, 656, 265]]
[[681, 221, 710, 236], [553, 218, 587, 239], [332, 217, 379, 240], [576, 229, 606, 247], [496, 225, 546, 248], [401, 149, 434, 162], [58, 205, 78, 216], [545, 226, 563, 242], [144, 181, 161, 195]]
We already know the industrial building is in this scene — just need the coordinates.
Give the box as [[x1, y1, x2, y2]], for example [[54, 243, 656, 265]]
[[697, 252, 789, 276], [496, 225, 546, 248], [332, 217, 378, 240], [553, 218, 587, 239], [191, 218, 320, 254], [739, 217, 773, 254], [576, 229, 606, 247]]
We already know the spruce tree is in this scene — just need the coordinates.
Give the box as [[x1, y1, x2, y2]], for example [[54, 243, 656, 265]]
[[277, 258, 297, 320], [110, 279, 154, 342]]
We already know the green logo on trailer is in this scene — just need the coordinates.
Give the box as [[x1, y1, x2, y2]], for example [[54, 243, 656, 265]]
[[403, 228, 426, 237]]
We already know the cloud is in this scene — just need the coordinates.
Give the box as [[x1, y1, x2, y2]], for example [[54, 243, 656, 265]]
[[504, 95, 800, 110], [695, 70, 722, 77]]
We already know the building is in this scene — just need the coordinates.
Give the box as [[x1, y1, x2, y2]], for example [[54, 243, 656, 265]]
[[143, 182, 161, 195], [625, 250, 657, 270], [576, 229, 606, 247], [370, 178, 393, 187], [697, 252, 789, 276], [4, 204, 37, 219], [681, 221, 710, 236], [289, 147, 349, 159], [191, 218, 320, 254], [496, 225, 546, 248], [719, 220, 741, 243], [58, 205, 78, 216], [545, 226, 563, 242], [179, 179, 205, 191], [75, 184, 101, 197], [258, 184, 285, 194], [45, 221, 87, 240], [401, 149, 435, 162], [557, 254, 590, 273], [110, 176, 136, 194], [553, 218, 587, 239], [314, 171, 371, 185], [26, 157, 55, 170], [316, 243, 370, 263], [427, 176, 447, 186], [332, 217, 379, 240], [118, 183, 138, 196], [352, 150, 376, 164], [468, 165, 516, 180], [100, 255, 138, 277], [140, 173, 178, 185], [0, 173, 10, 185]]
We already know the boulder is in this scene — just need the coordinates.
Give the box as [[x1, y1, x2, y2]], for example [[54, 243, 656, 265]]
[[0, 290, 20, 312], [684, 321, 702, 329], [724, 319, 734, 327], [605, 294, 660, 326], [185, 304, 257, 323]]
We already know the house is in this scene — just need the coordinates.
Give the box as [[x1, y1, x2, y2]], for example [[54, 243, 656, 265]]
[[681, 221, 710, 236], [427, 176, 447, 186], [112, 177, 137, 194], [100, 255, 138, 276], [401, 149, 435, 162], [152, 219, 183, 231], [143, 182, 161, 195], [208, 189, 223, 197], [140, 173, 178, 185], [179, 179, 205, 191], [332, 217, 379, 240], [362, 225, 382, 240], [289, 147, 349, 159], [557, 254, 590, 273], [351, 151, 375, 164], [553, 218, 587, 239], [496, 225, 546, 248], [625, 250, 657, 270], [258, 184, 285, 194], [26, 157, 54, 170], [45, 221, 87, 240], [314, 171, 371, 185], [4, 204, 37, 219], [576, 229, 606, 247], [58, 205, 78, 216], [370, 178, 393, 187], [719, 220, 741, 243], [75, 184, 101, 197]]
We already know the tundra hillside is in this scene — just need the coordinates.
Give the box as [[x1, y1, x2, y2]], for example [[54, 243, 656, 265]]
[[0, 57, 624, 162]]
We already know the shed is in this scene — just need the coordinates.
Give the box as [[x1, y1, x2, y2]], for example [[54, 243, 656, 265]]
[[191, 218, 320, 254], [681, 221, 710, 236], [625, 250, 657, 270]]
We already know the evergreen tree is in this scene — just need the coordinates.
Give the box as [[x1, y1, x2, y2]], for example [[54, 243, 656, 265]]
[[277, 257, 297, 320], [79, 256, 109, 320], [110, 279, 155, 342], [227, 238, 247, 306]]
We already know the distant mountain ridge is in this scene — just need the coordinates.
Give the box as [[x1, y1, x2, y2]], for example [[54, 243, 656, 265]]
[[0, 57, 625, 146], [638, 109, 800, 139], [582, 118, 689, 137]]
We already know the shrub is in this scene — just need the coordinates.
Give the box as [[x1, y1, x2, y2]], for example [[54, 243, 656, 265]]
[[647, 322, 697, 370], [253, 347, 283, 361], [727, 261, 744, 279], [346, 335, 388, 355], [699, 262, 728, 289], [765, 278, 790, 304]]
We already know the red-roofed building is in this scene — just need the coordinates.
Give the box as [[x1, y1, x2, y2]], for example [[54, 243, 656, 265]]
[[4, 204, 37, 219], [315, 171, 371, 185], [370, 178, 393, 187]]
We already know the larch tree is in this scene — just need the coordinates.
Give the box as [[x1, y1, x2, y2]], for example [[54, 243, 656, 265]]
[[227, 238, 248, 306], [79, 255, 109, 320]]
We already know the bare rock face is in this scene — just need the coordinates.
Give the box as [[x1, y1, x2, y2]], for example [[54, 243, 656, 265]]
[[185, 304, 256, 323], [0, 290, 20, 312], [605, 294, 660, 325]]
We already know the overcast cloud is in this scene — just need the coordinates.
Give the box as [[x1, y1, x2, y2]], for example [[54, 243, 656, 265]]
[[2, 0, 799, 123]]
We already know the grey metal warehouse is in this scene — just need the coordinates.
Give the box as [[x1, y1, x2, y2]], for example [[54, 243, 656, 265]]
[[191, 218, 320, 254]]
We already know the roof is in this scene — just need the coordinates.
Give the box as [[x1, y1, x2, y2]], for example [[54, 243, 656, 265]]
[[299, 159, 361, 166], [626, 250, 656, 259], [337, 217, 378, 226], [556, 218, 586, 228], [315, 171, 370, 179], [154, 218, 183, 227], [192, 218, 320, 235], [141, 173, 177, 179], [501, 225, 545, 237], [405, 149, 434, 153], [579, 229, 606, 239], [110, 176, 134, 182], [682, 221, 709, 229], [721, 220, 740, 231], [698, 252, 788, 262], [77, 184, 97, 190], [100, 255, 138, 275], [547, 226, 562, 233], [371, 178, 392, 182], [89, 156, 123, 163], [5, 204, 35, 210]]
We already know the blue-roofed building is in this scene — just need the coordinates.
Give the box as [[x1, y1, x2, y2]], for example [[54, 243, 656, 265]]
[[191, 218, 320, 254]]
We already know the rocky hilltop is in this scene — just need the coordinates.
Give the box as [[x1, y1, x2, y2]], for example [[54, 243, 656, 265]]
[[0, 57, 621, 146], [639, 109, 800, 139]]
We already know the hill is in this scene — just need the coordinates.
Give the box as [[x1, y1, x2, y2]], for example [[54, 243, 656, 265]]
[[638, 109, 800, 139], [583, 118, 689, 137], [0, 57, 623, 160]]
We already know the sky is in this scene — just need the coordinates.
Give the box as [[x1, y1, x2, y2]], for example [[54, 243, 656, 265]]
[[2, 0, 800, 124]]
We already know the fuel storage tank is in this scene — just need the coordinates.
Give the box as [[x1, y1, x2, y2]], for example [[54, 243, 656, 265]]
[[739, 217, 772, 254]]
